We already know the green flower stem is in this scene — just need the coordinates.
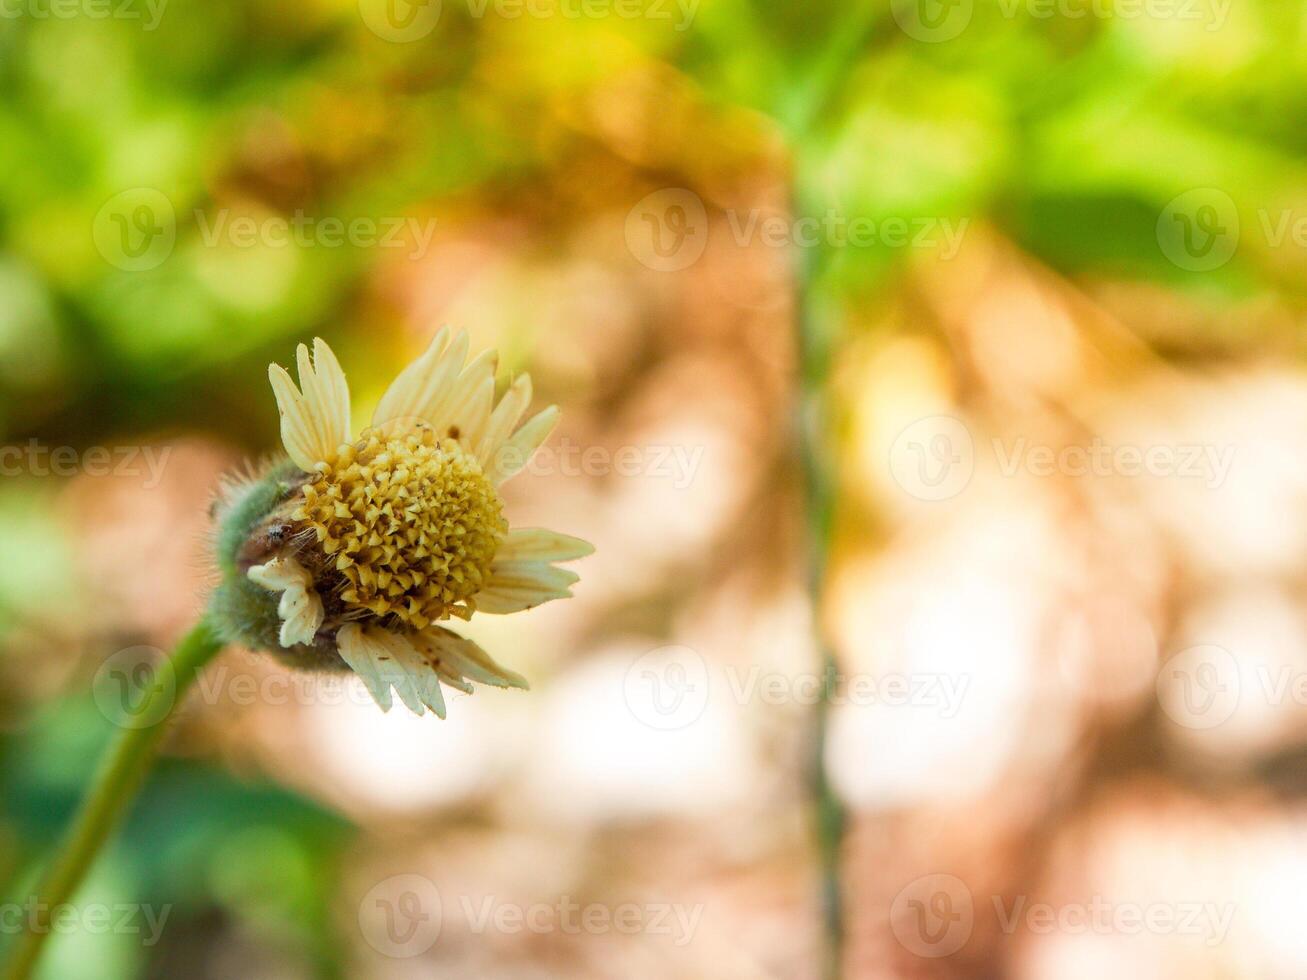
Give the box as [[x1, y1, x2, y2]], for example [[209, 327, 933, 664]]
[[796, 223, 845, 980], [785, 13, 879, 978], [2, 619, 224, 980]]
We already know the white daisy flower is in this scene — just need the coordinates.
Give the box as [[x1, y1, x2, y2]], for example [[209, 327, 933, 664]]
[[212, 329, 591, 717]]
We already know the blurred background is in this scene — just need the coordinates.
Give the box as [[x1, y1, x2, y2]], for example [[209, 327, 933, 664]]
[[1, 0, 1306, 976]]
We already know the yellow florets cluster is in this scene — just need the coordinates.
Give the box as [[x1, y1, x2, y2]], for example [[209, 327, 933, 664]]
[[295, 427, 507, 629]]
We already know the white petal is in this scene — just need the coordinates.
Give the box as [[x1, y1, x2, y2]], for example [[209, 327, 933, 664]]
[[386, 631, 448, 718], [248, 555, 313, 591], [267, 339, 351, 470], [454, 374, 495, 451], [336, 625, 448, 718], [248, 557, 324, 648], [434, 665, 475, 695], [486, 406, 559, 484], [277, 587, 323, 647], [475, 374, 532, 467], [427, 348, 496, 440], [268, 365, 323, 472], [310, 338, 351, 450], [495, 527, 594, 563], [376, 632, 425, 716], [472, 560, 577, 614], [336, 624, 394, 712], [414, 629, 528, 690], [372, 327, 464, 431]]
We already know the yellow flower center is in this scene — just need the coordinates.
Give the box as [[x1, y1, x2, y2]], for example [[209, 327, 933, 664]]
[[294, 427, 506, 629]]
